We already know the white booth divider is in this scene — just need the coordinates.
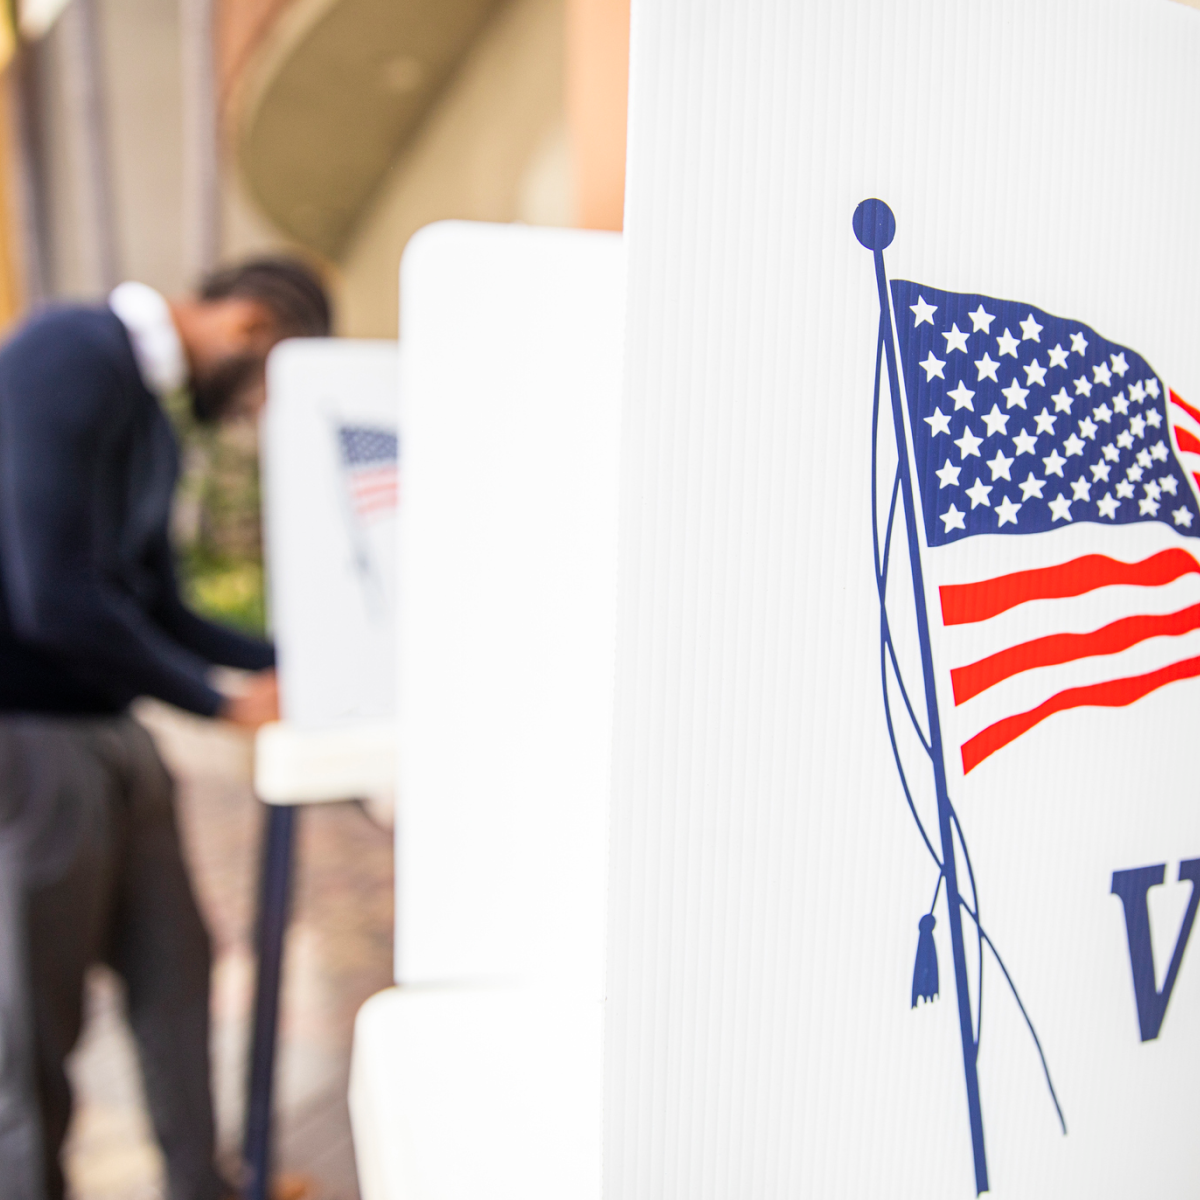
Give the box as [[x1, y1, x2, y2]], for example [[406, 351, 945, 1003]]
[[257, 338, 400, 802], [349, 221, 624, 1200]]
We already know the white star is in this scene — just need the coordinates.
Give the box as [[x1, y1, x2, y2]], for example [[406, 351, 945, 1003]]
[[1146, 378, 1161, 399], [1102, 442, 1120, 462], [1111, 352, 1129, 377], [955, 425, 983, 459], [1001, 378, 1030, 409], [1151, 440, 1169, 462], [941, 503, 966, 532], [1144, 480, 1162, 501], [1130, 414, 1146, 438], [1090, 461, 1112, 482], [942, 323, 970, 353], [1173, 506, 1194, 527], [1051, 387, 1073, 413], [1042, 449, 1067, 477], [996, 328, 1020, 358], [1047, 343, 1069, 369], [947, 381, 976, 411], [1034, 408, 1057, 435], [982, 403, 1010, 437], [1097, 492, 1119, 519], [1019, 313, 1044, 342], [1092, 403, 1112, 424], [1115, 480, 1135, 499], [1126, 464, 1144, 482], [1116, 430, 1134, 450], [1129, 381, 1146, 403], [1063, 433, 1085, 457], [968, 305, 994, 333], [1078, 417, 1098, 440], [1112, 392, 1130, 415], [1070, 476, 1092, 502], [1070, 331, 1089, 355], [1023, 359, 1047, 387], [1018, 473, 1046, 500], [965, 478, 993, 508], [1147, 409, 1163, 430], [920, 351, 947, 381], [911, 295, 937, 326], [1073, 375, 1093, 397], [924, 407, 952, 436], [1092, 362, 1112, 387], [1161, 475, 1179, 495], [987, 449, 1014, 481], [1136, 449, 1152, 469], [1048, 493, 1074, 522], [1012, 427, 1038, 455], [975, 352, 1000, 382], [995, 494, 1022, 526], [1139, 495, 1161, 516], [935, 459, 961, 488]]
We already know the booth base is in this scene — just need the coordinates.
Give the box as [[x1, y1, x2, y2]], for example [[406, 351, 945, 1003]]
[[348, 986, 602, 1200]]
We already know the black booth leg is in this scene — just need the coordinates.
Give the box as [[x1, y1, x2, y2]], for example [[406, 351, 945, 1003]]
[[243, 803, 298, 1200]]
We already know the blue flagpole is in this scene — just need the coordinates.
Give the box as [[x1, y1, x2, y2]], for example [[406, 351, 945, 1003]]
[[854, 199, 989, 1194]]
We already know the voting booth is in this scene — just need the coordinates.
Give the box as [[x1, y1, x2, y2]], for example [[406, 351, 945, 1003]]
[[602, 0, 1200, 1196], [349, 222, 623, 1200], [247, 338, 400, 1200]]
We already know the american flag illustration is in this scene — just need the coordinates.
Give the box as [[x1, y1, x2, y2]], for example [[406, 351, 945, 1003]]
[[337, 424, 399, 520], [892, 279, 1200, 776]]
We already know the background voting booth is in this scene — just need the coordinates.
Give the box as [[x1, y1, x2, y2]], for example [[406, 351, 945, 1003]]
[[348, 222, 623, 1200], [247, 339, 399, 1200]]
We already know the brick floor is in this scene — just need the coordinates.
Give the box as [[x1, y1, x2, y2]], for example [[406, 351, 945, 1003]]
[[62, 702, 395, 1200]]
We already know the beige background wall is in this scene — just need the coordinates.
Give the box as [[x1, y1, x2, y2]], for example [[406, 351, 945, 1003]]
[[337, 0, 569, 337]]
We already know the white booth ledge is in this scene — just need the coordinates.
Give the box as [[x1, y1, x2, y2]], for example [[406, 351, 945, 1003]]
[[349, 986, 603, 1200], [253, 720, 395, 805]]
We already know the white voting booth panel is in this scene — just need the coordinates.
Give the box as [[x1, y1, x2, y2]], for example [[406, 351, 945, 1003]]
[[257, 339, 399, 802], [395, 222, 622, 991], [606, 1, 1200, 1198], [349, 222, 622, 1200]]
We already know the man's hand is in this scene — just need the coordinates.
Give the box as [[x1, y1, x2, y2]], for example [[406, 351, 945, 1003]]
[[220, 669, 280, 729]]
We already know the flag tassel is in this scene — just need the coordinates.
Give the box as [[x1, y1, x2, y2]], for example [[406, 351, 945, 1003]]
[[911, 913, 939, 1007]]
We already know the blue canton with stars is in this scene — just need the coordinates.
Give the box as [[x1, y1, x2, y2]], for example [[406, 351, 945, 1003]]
[[891, 279, 1200, 546]]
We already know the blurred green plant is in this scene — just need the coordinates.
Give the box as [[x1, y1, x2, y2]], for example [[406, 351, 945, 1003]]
[[184, 552, 267, 635], [165, 390, 269, 638]]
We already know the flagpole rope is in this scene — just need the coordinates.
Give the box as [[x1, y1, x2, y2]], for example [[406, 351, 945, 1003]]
[[958, 893, 1068, 1136], [949, 806, 984, 1048]]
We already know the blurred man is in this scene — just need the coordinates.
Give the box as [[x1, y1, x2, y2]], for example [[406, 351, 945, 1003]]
[[0, 259, 331, 1200]]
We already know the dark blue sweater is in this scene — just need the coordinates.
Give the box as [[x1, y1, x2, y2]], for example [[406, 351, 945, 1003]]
[[0, 305, 274, 716]]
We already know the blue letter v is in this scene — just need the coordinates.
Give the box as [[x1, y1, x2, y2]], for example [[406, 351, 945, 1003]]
[[1111, 859, 1200, 1042]]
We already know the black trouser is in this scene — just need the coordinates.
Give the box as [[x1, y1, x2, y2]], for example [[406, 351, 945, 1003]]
[[0, 714, 226, 1200]]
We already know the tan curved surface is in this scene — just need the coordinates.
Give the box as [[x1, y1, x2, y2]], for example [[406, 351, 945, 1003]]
[[231, 0, 505, 257]]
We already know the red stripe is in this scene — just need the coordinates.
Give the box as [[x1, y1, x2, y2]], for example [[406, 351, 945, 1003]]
[[1176, 427, 1200, 456], [950, 602, 1200, 704], [353, 481, 398, 498], [356, 488, 397, 506], [940, 549, 1200, 626], [961, 655, 1200, 773], [1170, 389, 1200, 426]]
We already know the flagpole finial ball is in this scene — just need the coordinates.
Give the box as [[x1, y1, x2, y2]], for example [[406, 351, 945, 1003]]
[[853, 199, 895, 250]]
